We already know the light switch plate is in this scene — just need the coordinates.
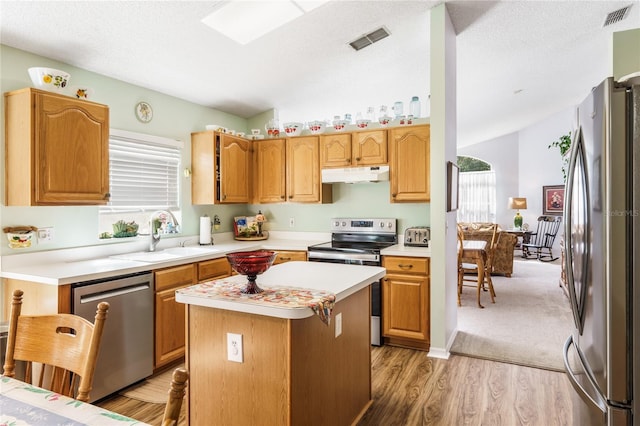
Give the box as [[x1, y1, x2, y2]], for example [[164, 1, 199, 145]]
[[227, 333, 243, 363]]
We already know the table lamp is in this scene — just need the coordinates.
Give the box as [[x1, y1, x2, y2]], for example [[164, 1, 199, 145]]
[[508, 197, 527, 230]]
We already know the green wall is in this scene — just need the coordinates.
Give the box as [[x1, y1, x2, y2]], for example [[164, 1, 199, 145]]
[[613, 28, 640, 80], [1, 44, 429, 255]]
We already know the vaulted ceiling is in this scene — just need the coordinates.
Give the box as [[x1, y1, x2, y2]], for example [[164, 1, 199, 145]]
[[2, 1, 638, 146]]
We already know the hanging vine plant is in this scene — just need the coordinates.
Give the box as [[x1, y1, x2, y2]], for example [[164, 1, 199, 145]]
[[548, 132, 572, 181]]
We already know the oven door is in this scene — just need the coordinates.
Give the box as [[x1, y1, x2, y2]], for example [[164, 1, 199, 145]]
[[308, 253, 383, 346]]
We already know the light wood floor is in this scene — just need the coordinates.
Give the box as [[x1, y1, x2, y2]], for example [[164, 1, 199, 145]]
[[96, 345, 573, 425]]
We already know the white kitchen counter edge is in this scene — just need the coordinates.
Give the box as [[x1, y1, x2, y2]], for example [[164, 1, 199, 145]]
[[175, 262, 386, 319], [381, 243, 431, 257]]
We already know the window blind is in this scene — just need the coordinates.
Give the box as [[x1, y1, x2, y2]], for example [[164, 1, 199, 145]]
[[104, 131, 182, 210]]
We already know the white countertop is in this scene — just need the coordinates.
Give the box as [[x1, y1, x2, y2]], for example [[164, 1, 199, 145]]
[[381, 243, 431, 257], [0, 232, 431, 285], [175, 261, 386, 319], [0, 232, 330, 285]]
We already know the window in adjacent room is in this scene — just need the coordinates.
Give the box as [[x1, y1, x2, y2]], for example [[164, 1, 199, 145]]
[[98, 129, 183, 239], [456, 156, 496, 223]]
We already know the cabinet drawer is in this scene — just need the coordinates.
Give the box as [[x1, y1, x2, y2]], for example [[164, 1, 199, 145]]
[[273, 250, 307, 265], [155, 264, 196, 292], [198, 258, 232, 282], [383, 256, 429, 275]]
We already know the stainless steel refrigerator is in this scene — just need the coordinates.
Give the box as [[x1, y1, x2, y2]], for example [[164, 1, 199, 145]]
[[563, 76, 639, 425]]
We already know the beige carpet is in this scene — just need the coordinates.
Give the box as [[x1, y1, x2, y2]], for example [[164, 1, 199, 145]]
[[451, 258, 573, 371], [119, 365, 183, 404]]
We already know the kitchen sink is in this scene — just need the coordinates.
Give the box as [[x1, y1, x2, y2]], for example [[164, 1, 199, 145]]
[[164, 246, 220, 256], [110, 246, 220, 263], [110, 251, 182, 263]]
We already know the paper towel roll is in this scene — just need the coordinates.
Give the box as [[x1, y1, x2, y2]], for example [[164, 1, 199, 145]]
[[199, 216, 212, 245]]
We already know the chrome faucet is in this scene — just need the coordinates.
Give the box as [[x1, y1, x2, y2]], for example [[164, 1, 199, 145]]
[[149, 210, 179, 252]]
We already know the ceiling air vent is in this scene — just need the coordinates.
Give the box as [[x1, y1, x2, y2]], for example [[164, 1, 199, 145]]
[[603, 5, 632, 27], [348, 26, 390, 51]]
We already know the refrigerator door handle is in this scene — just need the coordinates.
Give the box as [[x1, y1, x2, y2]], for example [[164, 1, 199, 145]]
[[563, 335, 608, 414]]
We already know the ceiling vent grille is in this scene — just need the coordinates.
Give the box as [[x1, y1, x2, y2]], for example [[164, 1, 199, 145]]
[[603, 5, 632, 27], [349, 26, 390, 51]]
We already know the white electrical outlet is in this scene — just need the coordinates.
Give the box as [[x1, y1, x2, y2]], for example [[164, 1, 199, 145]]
[[335, 312, 342, 338], [227, 333, 243, 363], [289, 217, 295, 227], [37, 227, 54, 243]]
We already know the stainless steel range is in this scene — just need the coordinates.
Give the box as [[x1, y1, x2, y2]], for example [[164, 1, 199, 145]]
[[308, 218, 397, 346]]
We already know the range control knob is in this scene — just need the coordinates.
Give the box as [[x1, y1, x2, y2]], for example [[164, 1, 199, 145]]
[[341, 221, 347, 227], [388, 222, 393, 228], [379, 222, 385, 228], [334, 221, 340, 227]]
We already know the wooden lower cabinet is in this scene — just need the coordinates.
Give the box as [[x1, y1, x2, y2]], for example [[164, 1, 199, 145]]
[[154, 264, 197, 369], [197, 257, 232, 282], [154, 258, 234, 369], [273, 250, 307, 265], [382, 256, 430, 351]]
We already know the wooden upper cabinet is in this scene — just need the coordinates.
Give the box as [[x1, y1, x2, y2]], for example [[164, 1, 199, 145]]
[[353, 130, 387, 166], [254, 138, 287, 203], [287, 136, 332, 203], [320, 130, 387, 168], [5, 88, 110, 205], [388, 125, 430, 203], [320, 133, 352, 167], [191, 131, 251, 204]]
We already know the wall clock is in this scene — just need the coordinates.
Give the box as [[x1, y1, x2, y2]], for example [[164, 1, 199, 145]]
[[135, 101, 153, 123]]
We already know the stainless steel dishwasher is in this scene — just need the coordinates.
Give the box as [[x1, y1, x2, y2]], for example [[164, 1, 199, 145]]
[[72, 271, 154, 402]]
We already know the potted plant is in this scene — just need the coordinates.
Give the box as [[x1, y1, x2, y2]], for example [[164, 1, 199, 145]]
[[548, 132, 572, 181]]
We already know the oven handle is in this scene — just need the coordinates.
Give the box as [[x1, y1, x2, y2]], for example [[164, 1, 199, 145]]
[[307, 251, 380, 263]]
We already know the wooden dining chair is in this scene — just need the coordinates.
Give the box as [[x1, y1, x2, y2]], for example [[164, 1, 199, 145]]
[[2, 289, 109, 402], [161, 367, 189, 426], [459, 223, 499, 308]]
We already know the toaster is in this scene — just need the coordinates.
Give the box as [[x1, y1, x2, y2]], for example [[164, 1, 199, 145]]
[[404, 226, 430, 247]]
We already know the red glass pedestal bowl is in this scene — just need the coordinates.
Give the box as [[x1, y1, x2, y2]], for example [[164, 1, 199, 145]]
[[226, 250, 276, 294]]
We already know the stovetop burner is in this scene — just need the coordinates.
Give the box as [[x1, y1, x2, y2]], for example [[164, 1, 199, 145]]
[[307, 217, 398, 258]]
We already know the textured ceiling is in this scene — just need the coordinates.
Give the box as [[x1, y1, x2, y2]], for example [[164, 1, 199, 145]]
[[1, 1, 638, 146]]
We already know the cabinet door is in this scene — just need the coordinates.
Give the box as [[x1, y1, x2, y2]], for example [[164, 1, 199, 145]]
[[286, 136, 321, 203], [154, 264, 196, 368], [382, 273, 429, 342], [26, 91, 109, 205], [319, 134, 351, 168], [155, 286, 189, 368], [389, 125, 430, 202], [191, 132, 217, 205], [353, 130, 387, 166], [219, 135, 252, 203], [255, 139, 286, 203]]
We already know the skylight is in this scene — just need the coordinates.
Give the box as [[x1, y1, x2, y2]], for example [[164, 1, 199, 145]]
[[202, 1, 329, 45]]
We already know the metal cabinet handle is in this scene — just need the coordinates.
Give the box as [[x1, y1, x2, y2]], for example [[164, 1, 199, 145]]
[[398, 264, 414, 269], [280, 195, 285, 199], [280, 257, 291, 261], [288, 195, 293, 199], [222, 194, 227, 200], [104, 192, 111, 199], [355, 157, 361, 161]]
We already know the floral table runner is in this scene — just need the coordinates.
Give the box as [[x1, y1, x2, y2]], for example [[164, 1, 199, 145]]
[[177, 277, 336, 325], [0, 376, 147, 425]]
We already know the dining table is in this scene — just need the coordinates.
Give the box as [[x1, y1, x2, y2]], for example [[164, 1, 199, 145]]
[[0, 375, 149, 426], [461, 239, 489, 308]]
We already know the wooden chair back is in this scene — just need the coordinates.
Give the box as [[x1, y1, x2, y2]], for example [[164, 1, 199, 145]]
[[162, 367, 189, 426], [2, 289, 109, 402]]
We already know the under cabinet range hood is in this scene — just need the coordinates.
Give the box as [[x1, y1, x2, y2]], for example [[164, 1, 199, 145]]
[[321, 165, 389, 184]]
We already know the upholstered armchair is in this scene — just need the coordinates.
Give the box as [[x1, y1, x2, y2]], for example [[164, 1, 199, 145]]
[[457, 222, 518, 277]]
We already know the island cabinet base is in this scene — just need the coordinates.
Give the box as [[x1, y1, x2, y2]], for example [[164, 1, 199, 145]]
[[185, 287, 372, 426]]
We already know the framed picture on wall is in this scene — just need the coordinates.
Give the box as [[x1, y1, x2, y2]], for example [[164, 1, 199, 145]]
[[543, 185, 565, 215], [447, 161, 459, 212]]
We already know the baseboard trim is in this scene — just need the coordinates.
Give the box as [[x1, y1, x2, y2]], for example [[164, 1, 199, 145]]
[[427, 328, 458, 360]]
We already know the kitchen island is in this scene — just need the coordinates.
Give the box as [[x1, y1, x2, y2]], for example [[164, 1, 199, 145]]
[[175, 261, 385, 426]]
